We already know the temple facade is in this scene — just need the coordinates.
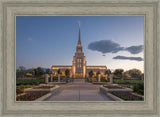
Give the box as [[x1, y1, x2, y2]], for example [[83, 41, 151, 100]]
[[51, 22, 107, 78]]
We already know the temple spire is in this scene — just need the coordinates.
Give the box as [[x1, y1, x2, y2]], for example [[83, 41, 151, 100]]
[[78, 21, 81, 46]]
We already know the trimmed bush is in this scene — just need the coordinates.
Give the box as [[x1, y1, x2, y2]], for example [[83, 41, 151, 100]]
[[101, 78, 108, 82], [133, 83, 144, 95]]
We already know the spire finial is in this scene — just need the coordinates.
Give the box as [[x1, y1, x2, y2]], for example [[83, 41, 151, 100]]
[[78, 21, 80, 28], [77, 21, 81, 47]]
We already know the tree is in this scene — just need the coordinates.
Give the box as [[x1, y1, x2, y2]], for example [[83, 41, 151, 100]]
[[18, 66, 26, 78], [88, 70, 94, 78], [128, 69, 142, 78], [123, 71, 131, 79], [16, 69, 20, 78], [57, 69, 61, 74], [105, 69, 111, 76], [31, 69, 35, 78], [96, 71, 100, 77], [34, 67, 44, 77], [46, 69, 51, 74], [113, 69, 124, 78], [65, 69, 70, 78]]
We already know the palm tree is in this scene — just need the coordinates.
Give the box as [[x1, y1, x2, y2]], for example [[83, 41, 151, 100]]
[[65, 69, 70, 83], [57, 69, 61, 75], [65, 69, 70, 78], [57, 69, 61, 82], [105, 69, 111, 79], [88, 70, 94, 78], [96, 71, 100, 77]]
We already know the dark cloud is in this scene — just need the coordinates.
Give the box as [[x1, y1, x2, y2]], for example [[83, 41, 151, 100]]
[[88, 40, 143, 54], [102, 55, 106, 56], [113, 56, 143, 61], [88, 40, 123, 54], [125, 45, 143, 54]]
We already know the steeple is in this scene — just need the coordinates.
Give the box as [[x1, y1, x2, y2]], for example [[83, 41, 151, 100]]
[[76, 21, 83, 53], [78, 21, 81, 46]]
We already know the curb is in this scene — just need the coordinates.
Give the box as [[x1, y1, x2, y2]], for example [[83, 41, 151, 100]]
[[106, 93, 124, 101]]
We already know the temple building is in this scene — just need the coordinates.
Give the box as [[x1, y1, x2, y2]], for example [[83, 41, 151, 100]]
[[51, 21, 107, 78]]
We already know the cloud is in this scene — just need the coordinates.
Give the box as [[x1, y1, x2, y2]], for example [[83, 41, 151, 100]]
[[102, 54, 106, 56], [88, 40, 123, 54], [27, 38, 32, 41], [125, 45, 143, 54], [113, 56, 143, 61], [88, 40, 143, 54]]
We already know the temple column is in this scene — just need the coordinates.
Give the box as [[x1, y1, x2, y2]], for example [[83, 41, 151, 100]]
[[110, 74, 113, 84], [45, 74, 48, 84], [98, 74, 101, 82], [50, 74, 53, 82], [58, 74, 61, 82]]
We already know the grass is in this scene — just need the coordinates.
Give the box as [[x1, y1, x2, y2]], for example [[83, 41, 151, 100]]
[[17, 85, 33, 90], [113, 79, 144, 84], [33, 85, 55, 89], [16, 78, 45, 85]]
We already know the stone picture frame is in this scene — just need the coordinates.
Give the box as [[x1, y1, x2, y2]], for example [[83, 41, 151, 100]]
[[0, 0, 159, 116]]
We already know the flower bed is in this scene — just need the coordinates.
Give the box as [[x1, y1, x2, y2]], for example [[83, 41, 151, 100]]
[[16, 85, 34, 95], [103, 85, 123, 89], [111, 92, 143, 101], [16, 92, 49, 101]]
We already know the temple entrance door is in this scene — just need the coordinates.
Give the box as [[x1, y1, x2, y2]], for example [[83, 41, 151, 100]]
[[75, 73, 83, 78]]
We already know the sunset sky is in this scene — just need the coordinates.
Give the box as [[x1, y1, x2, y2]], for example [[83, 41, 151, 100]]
[[16, 16, 144, 72]]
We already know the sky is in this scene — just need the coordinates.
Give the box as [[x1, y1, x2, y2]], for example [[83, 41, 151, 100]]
[[16, 16, 144, 72]]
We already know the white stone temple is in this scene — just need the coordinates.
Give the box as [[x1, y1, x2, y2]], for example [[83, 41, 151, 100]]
[[51, 21, 107, 78]]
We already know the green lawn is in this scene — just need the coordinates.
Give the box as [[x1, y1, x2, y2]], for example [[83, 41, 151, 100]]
[[16, 78, 45, 85], [16, 77, 65, 85], [113, 79, 144, 84]]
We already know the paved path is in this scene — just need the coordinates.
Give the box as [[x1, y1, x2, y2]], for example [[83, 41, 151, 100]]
[[45, 81, 113, 101]]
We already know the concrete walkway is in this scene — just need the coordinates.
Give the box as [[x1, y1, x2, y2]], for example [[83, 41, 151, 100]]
[[45, 80, 113, 101]]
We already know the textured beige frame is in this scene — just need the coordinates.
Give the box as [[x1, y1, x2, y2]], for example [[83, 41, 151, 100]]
[[0, 0, 159, 117]]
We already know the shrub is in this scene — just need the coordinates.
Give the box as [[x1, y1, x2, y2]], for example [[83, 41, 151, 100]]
[[133, 83, 144, 95], [101, 78, 108, 82], [16, 88, 23, 95]]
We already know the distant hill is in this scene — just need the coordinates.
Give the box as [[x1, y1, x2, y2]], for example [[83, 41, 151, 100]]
[[41, 68, 50, 72]]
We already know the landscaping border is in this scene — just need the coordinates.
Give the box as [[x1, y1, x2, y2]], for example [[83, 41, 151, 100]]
[[35, 85, 60, 101], [100, 85, 133, 92], [24, 85, 60, 93]]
